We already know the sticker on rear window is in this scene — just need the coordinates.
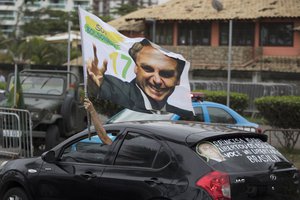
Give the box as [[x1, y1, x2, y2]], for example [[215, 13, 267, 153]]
[[197, 141, 226, 162], [197, 138, 284, 164]]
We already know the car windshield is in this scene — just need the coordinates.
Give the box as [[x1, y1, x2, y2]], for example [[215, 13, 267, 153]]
[[9, 75, 64, 95], [107, 108, 173, 123], [195, 137, 290, 173]]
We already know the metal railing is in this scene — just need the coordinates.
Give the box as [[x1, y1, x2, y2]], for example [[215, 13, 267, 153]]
[[0, 108, 33, 158], [263, 129, 300, 151]]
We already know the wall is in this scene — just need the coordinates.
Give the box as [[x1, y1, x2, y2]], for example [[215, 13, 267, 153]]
[[162, 45, 261, 70]]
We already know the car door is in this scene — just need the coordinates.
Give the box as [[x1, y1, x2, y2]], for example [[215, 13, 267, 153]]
[[35, 133, 113, 200], [98, 129, 176, 200]]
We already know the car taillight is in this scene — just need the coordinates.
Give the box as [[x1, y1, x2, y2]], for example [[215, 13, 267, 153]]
[[191, 92, 204, 102], [196, 171, 231, 200]]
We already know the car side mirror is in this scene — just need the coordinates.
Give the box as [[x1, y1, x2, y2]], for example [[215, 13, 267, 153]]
[[41, 150, 56, 163]]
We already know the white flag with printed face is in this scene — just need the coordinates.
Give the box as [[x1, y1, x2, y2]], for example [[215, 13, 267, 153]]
[[79, 7, 194, 117]]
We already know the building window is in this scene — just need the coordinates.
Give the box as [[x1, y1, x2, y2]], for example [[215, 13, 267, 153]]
[[74, 0, 90, 9], [260, 22, 293, 46], [0, 10, 14, 20], [0, 25, 13, 35], [147, 22, 173, 45], [178, 22, 211, 46], [25, 0, 40, 7], [0, 1, 15, 6], [49, 0, 65, 8], [219, 21, 254, 46]]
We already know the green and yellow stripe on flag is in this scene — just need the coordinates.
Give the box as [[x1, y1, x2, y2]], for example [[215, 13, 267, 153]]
[[7, 70, 25, 109]]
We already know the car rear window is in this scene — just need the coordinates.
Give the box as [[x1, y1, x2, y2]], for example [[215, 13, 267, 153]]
[[195, 137, 290, 172], [107, 109, 173, 123]]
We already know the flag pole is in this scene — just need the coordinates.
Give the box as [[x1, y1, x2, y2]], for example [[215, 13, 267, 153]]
[[14, 63, 18, 108], [78, 7, 91, 139]]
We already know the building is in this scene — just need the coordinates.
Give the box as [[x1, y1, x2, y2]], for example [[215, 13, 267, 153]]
[[0, 0, 160, 36], [110, 0, 300, 84]]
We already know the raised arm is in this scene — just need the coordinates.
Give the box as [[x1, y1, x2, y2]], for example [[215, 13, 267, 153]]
[[86, 44, 108, 96], [84, 98, 112, 145]]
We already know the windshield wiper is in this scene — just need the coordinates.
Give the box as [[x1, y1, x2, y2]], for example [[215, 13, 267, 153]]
[[21, 76, 29, 84], [40, 77, 52, 89]]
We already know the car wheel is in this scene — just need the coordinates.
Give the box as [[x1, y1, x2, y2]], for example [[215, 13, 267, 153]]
[[45, 125, 60, 150], [3, 187, 28, 200], [61, 94, 77, 132]]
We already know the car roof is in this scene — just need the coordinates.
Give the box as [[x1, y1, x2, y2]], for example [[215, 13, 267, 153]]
[[58, 121, 266, 150], [105, 121, 266, 145], [193, 100, 236, 108], [107, 100, 258, 127]]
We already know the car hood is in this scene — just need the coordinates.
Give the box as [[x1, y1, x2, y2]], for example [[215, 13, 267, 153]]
[[0, 96, 62, 111], [1, 157, 43, 174], [24, 97, 63, 110]]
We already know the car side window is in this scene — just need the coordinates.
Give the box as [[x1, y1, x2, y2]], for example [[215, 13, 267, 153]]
[[115, 132, 169, 168], [207, 107, 236, 124], [60, 133, 116, 164], [179, 107, 204, 122]]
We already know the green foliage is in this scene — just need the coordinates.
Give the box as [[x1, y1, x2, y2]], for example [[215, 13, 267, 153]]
[[22, 9, 79, 36], [100, 15, 114, 23], [255, 96, 300, 128], [193, 90, 249, 113], [0, 36, 80, 65], [0, 82, 6, 90], [112, 3, 138, 16], [6, 72, 25, 108]]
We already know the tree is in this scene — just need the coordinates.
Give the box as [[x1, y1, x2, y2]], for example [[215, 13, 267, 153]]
[[21, 37, 81, 65], [112, 3, 138, 16], [22, 9, 79, 37], [255, 96, 300, 152], [0, 5, 80, 65]]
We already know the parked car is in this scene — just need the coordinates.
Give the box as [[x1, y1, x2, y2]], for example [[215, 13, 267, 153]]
[[0, 69, 87, 151], [0, 121, 299, 200], [107, 99, 260, 132]]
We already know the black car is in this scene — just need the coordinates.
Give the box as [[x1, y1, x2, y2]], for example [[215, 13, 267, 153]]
[[0, 121, 299, 200]]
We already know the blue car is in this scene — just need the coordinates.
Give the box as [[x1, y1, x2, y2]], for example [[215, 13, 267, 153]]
[[107, 101, 260, 132]]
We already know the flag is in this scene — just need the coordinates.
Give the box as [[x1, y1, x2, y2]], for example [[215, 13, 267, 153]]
[[79, 7, 194, 116], [7, 70, 25, 109]]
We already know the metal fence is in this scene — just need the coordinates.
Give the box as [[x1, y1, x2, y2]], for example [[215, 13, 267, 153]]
[[263, 129, 300, 151], [0, 108, 33, 158], [190, 80, 299, 114]]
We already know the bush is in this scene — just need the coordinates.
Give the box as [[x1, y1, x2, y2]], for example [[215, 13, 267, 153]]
[[0, 82, 6, 90], [193, 90, 249, 114], [254, 96, 300, 128]]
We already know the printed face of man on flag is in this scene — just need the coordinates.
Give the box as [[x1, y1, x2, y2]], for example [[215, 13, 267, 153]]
[[79, 8, 194, 116]]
